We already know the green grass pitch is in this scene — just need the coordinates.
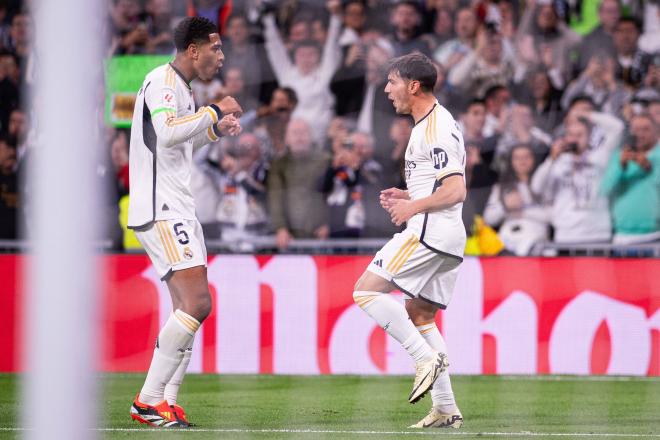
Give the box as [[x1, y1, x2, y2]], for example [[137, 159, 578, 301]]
[[0, 374, 659, 439]]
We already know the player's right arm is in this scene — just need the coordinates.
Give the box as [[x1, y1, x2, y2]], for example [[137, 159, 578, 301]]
[[144, 79, 221, 148]]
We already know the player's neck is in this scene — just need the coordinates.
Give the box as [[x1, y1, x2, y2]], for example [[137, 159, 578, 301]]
[[410, 95, 437, 125], [171, 57, 196, 84]]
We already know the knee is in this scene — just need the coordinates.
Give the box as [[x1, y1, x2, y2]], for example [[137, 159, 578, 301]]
[[180, 289, 212, 323], [406, 299, 437, 326]]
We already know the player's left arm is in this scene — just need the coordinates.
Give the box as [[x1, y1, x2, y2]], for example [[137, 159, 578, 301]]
[[387, 174, 466, 226]]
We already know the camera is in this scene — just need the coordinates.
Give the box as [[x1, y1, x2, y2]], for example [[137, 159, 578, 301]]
[[564, 142, 579, 154]]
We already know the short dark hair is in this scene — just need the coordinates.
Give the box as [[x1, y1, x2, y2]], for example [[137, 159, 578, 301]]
[[173, 17, 218, 52], [276, 87, 298, 106], [484, 84, 508, 102], [568, 95, 595, 110], [466, 98, 486, 111], [387, 53, 437, 93], [616, 16, 642, 33], [292, 39, 321, 55]]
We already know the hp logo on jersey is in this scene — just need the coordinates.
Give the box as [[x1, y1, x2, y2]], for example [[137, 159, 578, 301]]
[[432, 148, 448, 169]]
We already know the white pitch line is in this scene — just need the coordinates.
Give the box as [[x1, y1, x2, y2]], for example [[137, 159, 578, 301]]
[[1, 427, 659, 437]]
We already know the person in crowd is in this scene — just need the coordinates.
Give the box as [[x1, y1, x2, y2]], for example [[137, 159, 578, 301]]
[[0, 50, 19, 133], [215, 133, 270, 244], [484, 143, 549, 255], [190, 72, 223, 107], [331, 38, 397, 152], [561, 55, 630, 118], [338, 0, 368, 49], [263, 0, 342, 142], [423, 7, 454, 52], [388, 0, 431, 56], [612, 16, 652, 89], [496, 103, 552, 167], [433, 7, 478, 71], [248, 86, 298, 158], [7, 108, 27, 164], [109, 0, 149, 54], [319, 131, 366, 238], [482, 84, 511, 137], [515, 0, 581, 88], [0, 133, 18, 239], [602, 113, 660, 244], [219, 66, 259, 112], [5, 12, 30, 61], [573, 0, 620, 75], [447, 27, 515, 99], [531, 109, 624, 244], [522, 68, 564, 134], [220, 13, 276, 104], [267, 118, 330, 250], [143, 0, 176, 54]]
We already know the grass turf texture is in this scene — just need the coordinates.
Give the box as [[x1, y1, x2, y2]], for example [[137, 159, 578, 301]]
[[0, 374, 659, 439]]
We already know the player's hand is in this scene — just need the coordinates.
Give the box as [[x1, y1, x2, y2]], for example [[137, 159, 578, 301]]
[[217, 96, 243, 117], [218, 115, 242, 136], [387, 199, 417, 227], [276, 228, 292, 250]]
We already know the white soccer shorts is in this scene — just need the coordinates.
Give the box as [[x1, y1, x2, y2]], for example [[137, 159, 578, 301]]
[[366, 230, 462, 309], [135, 218, 208, 280]]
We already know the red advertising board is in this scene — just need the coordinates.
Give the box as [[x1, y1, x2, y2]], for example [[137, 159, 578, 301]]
[[1, 255, 658, 375]]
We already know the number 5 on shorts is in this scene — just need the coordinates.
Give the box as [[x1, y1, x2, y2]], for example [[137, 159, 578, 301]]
[[173, 222, 190, 245]]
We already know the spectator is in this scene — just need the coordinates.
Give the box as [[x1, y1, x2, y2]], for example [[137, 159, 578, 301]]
[[423, 7, 454, 51], [484, 144, 549, 255], [221, 13, 276, 104], [448, 28, 515, 99], [338, 0, 367, 48], [109, 0, 149, 54], [602, 113, 660, 244], [561, 55, 630, 117], [143, 0, 175, 54], [522, 68, 563, 134], [186, 0, 233, 33], [0, 133, 18, 239], [388, 0, 431, 56], [7, 108, 26, 164], [331, 38, 397, 153], [639, 4, 660, 53], [612, 17, 652, 89], [263, 1, 342, 142], [0, 50, 19, 132], [5, 12, 30, 61], [109, 129, 130, 197], [573, 0, 620, 75], [216, 133, 270, 244], [190, 73, 223, 107], [531, 110, 624, 244], [433, 7, 477, 71], [483, 84, 511, 137], [319, 131, 365, 237], [267, 119, 330, 249], [496, 103, 552, 167], [219, 66, 259, 112], [380, 115, 411, 190], [516, 0, 581, 88], [461, 99, 499, 227], [249, 86, 298, 158]]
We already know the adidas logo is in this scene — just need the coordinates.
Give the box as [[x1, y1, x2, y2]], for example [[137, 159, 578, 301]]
[[187, 104, 191, 111], [373, 259, 383, 267], [162, 203, 169, 211]]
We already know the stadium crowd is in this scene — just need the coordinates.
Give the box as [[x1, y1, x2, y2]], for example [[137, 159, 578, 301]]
[[0, 0, 658, 254]]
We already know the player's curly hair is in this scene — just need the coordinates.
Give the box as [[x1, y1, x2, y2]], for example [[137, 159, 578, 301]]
[[387, 53, 437, 93], [173, 17, 218, 52]]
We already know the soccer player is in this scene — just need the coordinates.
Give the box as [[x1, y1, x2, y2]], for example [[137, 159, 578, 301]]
[[353, 53, 466, 429], [127, 17, 243, 428]]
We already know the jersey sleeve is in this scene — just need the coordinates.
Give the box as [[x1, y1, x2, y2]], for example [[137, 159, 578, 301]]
[[428, 119, 466, 181], [144, 74, 221, 149]]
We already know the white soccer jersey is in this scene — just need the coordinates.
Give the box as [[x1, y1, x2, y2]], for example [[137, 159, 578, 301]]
[[128, 63, 222, 229], [403, 103, 467, 259]]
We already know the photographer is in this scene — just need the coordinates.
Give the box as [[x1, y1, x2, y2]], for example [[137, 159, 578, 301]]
[[602, 113, 660, 244], [531, 110, 624, 244]]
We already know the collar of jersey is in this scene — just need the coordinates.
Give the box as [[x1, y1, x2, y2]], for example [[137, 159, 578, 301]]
[[414, 102, 438, 127], [169, 62, 192, 91]]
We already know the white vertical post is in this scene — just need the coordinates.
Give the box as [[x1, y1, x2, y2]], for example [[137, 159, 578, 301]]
[[24, 0, 103, 438]]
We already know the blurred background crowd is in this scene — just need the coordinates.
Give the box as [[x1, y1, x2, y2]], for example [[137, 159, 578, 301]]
[[0, 0, 658, 255]]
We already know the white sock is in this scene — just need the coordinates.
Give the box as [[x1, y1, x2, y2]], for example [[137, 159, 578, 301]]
[[139, 310, 200, 405], [354, 291, 435, 363], [417, 322, 457, 411], [164, 333, 194, 405]]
